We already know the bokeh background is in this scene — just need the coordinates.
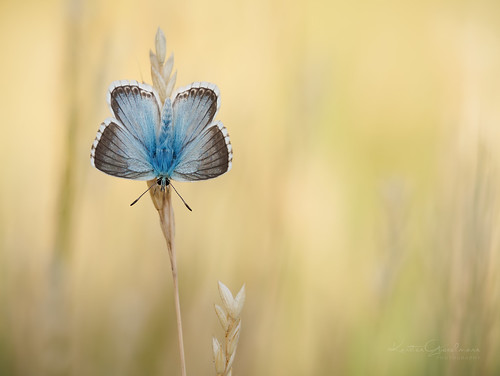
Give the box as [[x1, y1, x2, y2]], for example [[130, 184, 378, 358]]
[[1, 0, 500, 375]]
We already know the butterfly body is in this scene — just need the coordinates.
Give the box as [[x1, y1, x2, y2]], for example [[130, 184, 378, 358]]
[[91, 80, 232, 185], [149, 100, 179, 177]]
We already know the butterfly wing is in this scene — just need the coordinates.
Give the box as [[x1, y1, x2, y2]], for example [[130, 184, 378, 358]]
[[107, 80, 161, 153], [169, 83, 232, 182], [90, 81, 161, 180], [91, 118, 156, 180], [171, 121, 232, 181], [171, 82, 219, 148]]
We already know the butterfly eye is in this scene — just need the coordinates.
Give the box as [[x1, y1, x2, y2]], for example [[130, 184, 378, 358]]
[[156, 178, 162, 185]]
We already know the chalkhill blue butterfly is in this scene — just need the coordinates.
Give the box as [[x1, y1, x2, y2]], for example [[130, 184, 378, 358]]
[[90, 80, 232, 208]]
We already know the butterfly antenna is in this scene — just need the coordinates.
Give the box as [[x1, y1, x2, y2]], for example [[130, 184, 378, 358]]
[[169, 182, 193, 211], [130, 182, 157, 206]]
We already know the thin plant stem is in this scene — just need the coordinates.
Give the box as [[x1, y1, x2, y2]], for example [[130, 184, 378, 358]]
[[168, 241, 186, 376], [155, 187, 187, 376], [149, 27, 185, 375]]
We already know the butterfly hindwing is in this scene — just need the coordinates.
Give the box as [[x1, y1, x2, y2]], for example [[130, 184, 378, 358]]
[[171, 121, 232, 181], [91, 118, 156, 180]]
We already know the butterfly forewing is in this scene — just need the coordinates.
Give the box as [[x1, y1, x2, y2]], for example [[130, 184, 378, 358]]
[[108, 80, 161, 153], [91, 81, 161, 181], [172, 82, 220, 149]]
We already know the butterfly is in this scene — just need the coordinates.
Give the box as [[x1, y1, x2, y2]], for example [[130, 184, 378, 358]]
[[90, 80, 232, 208]]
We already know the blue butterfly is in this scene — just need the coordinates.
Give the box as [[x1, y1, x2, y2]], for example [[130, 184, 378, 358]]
[[91, 80, 232, 207]]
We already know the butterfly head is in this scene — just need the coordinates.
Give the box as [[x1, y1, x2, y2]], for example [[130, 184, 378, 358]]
[[157, 176, 170, 192]]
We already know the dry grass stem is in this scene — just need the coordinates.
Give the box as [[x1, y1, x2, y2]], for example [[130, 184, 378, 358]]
[[148, 28, 186, 376], [213, 282, 245, 376]]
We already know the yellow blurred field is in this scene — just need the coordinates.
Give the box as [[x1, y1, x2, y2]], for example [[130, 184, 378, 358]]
[[1, 0, 500, 375]]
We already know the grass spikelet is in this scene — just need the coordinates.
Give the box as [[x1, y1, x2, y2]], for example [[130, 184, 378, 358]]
[[213, 282, 245, 376], [149, 28, 186, 376], [150, 27, 176, 104]]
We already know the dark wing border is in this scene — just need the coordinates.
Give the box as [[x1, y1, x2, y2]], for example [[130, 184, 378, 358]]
[[171, 121, 232, 182], [171, 82, 220, 148], [91, 118, 156, 181]]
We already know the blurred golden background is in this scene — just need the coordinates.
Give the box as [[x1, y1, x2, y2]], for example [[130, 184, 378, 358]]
[[1, 0, 500, 375]]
